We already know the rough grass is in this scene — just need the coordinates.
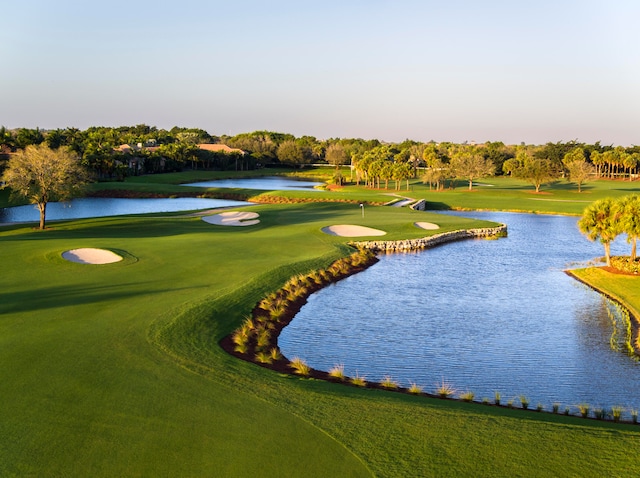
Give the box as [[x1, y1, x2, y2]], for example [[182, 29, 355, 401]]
[[3, 173, 640, 476]]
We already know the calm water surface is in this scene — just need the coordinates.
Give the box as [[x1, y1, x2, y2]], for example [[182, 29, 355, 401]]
[[0, 177, 321, 223], [280, 212, 640, 412], [183, 176, 324, 191], [0, 198, 250, 223]]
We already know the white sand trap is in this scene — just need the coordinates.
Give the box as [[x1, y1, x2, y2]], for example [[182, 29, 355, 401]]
[[62, 248, 123, 265], [202, 211, 260, 226], [322, 225, 387, 237], [415, 221, 440, 230]]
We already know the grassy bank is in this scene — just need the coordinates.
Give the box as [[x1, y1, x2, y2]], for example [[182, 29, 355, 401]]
[[2, 172, 640, 476], [568, 267, 640, 351]]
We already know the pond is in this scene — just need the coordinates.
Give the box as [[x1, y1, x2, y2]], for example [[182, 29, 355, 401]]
[[279, 212, 640, 414], [182, 176, 325, 191], [0, 197, 250, 223]]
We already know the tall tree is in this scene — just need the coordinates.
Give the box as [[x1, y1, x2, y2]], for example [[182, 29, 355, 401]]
[[450, 146, 495, 190], [563, 148, 594, 192], [618, 195, 640, 261], [505, 148, 558, 192], [324, 143, 349, 169], [0, 126, 14, 153], [276, 140, 311, 167], [1, 144, 90, 229], [578, 198, 620, 267]]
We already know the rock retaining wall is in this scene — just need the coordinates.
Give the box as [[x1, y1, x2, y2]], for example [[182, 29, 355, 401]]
[[409, 199, 427, 211], [349, 224, 508, 253]]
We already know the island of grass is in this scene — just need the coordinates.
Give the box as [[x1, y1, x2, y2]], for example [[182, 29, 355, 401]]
[[2, 170, 640, 477]]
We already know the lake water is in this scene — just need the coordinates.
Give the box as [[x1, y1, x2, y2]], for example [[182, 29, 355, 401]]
[[0, 198, 250, 223], [183, 176, 324, 191], [279, 211, 640, 414], [0, 177, 322, 223]]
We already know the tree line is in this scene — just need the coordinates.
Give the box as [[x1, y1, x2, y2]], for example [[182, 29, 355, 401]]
[[1, 125, 639, 190]]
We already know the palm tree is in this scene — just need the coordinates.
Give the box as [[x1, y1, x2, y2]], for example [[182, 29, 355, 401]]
[[578, 198, 621, 267], [618, 195, 640, 261]]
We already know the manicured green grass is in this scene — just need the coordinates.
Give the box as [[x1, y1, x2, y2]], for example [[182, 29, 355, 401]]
[[3, 173, 640, 476]]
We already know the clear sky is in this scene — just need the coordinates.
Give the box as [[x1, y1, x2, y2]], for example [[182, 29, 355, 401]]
[[3, 0, 639, 145]]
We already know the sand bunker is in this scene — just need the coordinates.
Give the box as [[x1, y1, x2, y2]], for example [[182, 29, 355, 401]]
[[322, 225, 386, 237], [415, 221, 440, 230], [202, 211, 260, 226], [62, 248, 123, 265]]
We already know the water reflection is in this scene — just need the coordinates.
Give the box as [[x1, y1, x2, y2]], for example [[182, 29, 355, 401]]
[[0, 197, 250, 223], [183, 176, 324, 191], [280, 212, 640, 413]]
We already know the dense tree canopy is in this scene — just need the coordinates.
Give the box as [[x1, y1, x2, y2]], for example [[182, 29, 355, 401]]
[[1, 144, 90, 229]]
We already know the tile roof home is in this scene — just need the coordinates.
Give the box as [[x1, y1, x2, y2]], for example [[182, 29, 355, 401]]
[[198, 143, 245, 154]]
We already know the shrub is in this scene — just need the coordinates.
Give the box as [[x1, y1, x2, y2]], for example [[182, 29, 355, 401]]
[[631, 409, 638, 424], [520, 396, 529, 410], [289, 357, 311, 376], [255, 351, 273, 364], [380, 375, 398, 390], [494, 391, 501, 406], [255, 327, 272, 350], [232, 329, 250, 346], [536, 403, 544, 412], [594, 408, 605, 420], [564, 407, 571, 416], [578, 404, 590, 418], [460, 391, 475, 402], [351, 373, 366, 387], [234, 342, 249, 354], [269, 347, 282, 361], [552, 403, 560, 414], [408, 382, 423, 394], [328, 364, 345, 381], [436, 380, 455, 399], [612, 406, 623, 423]]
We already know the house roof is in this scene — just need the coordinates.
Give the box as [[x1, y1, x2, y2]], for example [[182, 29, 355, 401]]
[[198, 143, 245, 154]]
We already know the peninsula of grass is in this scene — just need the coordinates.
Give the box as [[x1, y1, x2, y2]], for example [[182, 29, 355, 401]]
[[2, 171, 640, 476]]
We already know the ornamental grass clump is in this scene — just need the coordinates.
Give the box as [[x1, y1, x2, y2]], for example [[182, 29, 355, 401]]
[[520, 396, 529, 410], [289, 357, 311, 377], [631, 409, 638, 424], [269, 347, 282, 362], [552, 403, 560, 414], [328, 364, 345, 381], [436, 380, 455, 399], [460, 391, 475, 402], [612, 406, 623, 423], [594, 408, 606, 420], [254, 351, 273, 364], [536, 403, 544, 412], [578, 404, 590, 418], [408, 382, 423, 394], [494, 391, 501, 406], [380, 375, 398, 390], [351, 373, 366, 387]]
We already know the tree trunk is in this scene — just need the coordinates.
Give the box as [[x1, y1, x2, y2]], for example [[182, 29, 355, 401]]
[[38, 202, 46, 230], [468, 179, 473, 191], [604, 241, 611, 267], [632, 237, 637, 262]]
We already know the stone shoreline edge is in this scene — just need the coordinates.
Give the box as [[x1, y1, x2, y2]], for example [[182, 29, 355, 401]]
[[565, 270, 640, 356], [348, 224, 508, 253]]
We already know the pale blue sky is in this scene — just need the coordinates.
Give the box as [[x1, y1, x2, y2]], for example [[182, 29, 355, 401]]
[[2, 1, 639, 145]]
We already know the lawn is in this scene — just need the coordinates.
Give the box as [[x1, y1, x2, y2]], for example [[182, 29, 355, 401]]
[[2, 171, 640, 476]]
